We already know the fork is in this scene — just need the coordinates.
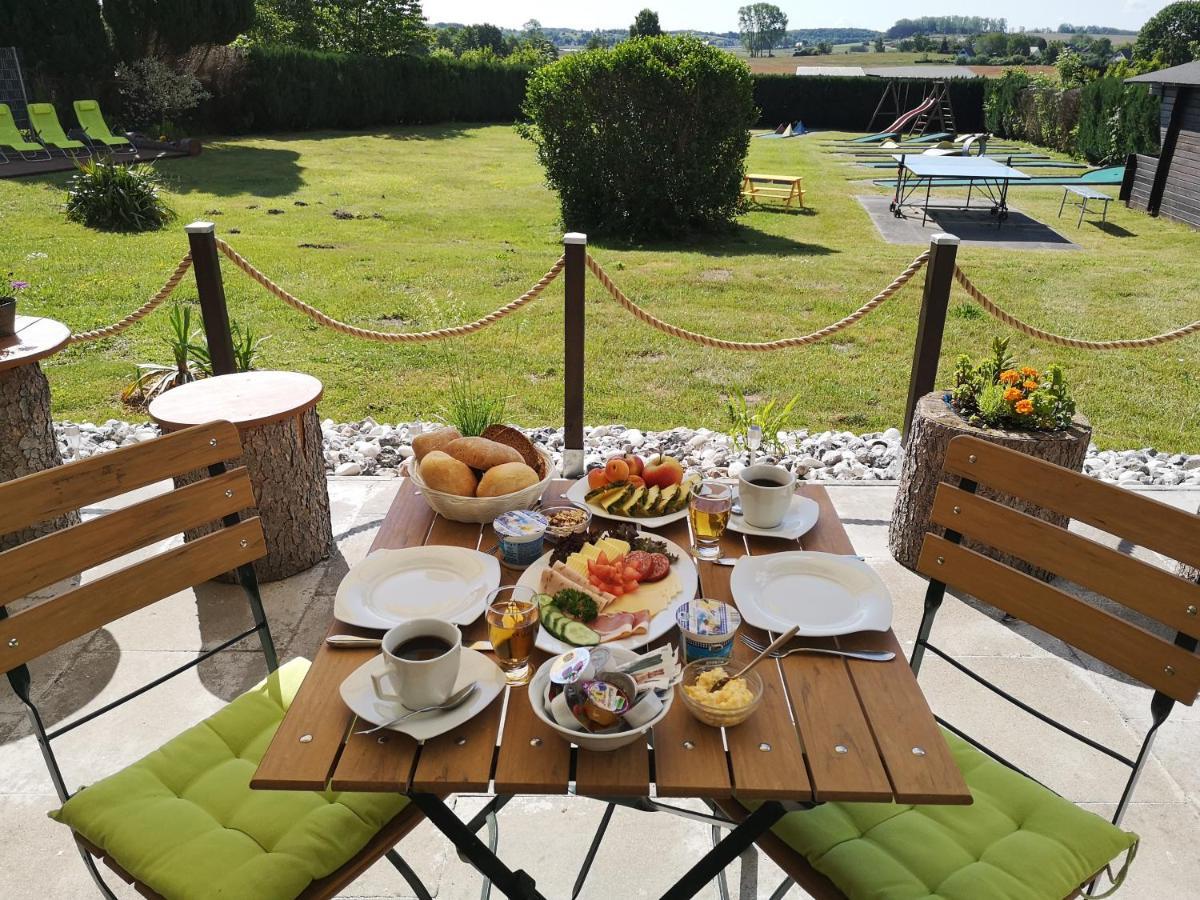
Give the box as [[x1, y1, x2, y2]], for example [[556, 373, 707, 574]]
[[739, 633, 894, 662]]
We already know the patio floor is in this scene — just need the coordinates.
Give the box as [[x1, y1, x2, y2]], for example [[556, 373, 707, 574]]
[[2, 477, 1197, 898]]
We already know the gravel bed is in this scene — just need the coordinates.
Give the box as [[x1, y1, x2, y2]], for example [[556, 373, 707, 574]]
[[52, 419, 1200, 487]]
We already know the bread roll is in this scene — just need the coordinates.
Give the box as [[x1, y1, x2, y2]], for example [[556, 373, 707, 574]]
[[445, 436, 521, 471], [419, 451, 478, 497], [476, 462, 539, 498], [412, 426, 461, 462]]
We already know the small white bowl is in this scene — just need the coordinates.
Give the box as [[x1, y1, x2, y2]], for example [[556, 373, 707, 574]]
[[529, 646, 673, 752]]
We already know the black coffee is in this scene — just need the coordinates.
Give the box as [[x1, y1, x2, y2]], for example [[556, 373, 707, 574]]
[[748, 478, 787, 487], [394, 636, 452, 661]]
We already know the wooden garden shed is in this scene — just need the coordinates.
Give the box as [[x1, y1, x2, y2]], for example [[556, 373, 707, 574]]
[[1122, 61, 1200, 227]]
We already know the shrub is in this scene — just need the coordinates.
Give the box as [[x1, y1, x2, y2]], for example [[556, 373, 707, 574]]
[[1077, 76, 1160, 164], [115, 57, 211, 135], [950, 338, 1076, 432], [520, 36, 756, 240], [66, 158, 175, 232]]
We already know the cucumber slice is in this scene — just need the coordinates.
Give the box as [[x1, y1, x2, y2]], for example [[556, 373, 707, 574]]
[[561, 620, 600, 647], [536, 593, 554, 611], [541, 607, 566, 637]]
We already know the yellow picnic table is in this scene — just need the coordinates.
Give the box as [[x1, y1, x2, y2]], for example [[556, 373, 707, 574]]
[[741, 172, 806, 208]]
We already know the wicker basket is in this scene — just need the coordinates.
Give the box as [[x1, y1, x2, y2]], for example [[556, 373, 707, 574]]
[[409, 447, 556, 524]]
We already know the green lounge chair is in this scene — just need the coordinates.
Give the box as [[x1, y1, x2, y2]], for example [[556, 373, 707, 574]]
[[73, 99, 133, 152], [0, 103, 50, 162], [27, 102, 89, 157]]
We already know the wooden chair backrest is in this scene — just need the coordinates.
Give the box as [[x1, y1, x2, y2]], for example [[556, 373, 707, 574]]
[[0, 421, 266, 675], [916, 435, 1200, 705]]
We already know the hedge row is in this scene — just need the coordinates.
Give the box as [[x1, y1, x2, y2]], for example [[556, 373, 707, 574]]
[[210, 45, 534, 132], [752, 74, 986, 133]]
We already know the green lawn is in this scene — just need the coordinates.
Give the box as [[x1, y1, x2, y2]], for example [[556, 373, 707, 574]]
[[2, 125, 1198, 451]]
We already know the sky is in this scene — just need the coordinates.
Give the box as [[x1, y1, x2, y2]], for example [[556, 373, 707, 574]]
[[422, 0, 1174, 33]]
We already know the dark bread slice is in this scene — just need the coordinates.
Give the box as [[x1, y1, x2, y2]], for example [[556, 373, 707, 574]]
[[481, 424, 543, 476]]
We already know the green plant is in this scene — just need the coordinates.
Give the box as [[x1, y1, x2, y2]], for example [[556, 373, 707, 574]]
[[114, 57, 211, 134], [65, 158, 175, 232], [950, 338, 1076, 432], [725, 388, 800, 453], [121, 305, 204, 405], [440, 377, 508, 436], [519, 36, 756, 239], [191, 321, 270, 374]]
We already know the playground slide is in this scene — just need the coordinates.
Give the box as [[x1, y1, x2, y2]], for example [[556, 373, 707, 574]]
[[870, 166, 1125, 188], [882, 96, 937, 136]]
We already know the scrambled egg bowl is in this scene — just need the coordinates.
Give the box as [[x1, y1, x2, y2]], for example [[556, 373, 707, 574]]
[[683, 667, 754, 709]]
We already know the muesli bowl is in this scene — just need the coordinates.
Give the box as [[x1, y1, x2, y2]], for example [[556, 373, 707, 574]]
[[529, 646, 674, 752], [678, 658, 763, 728]]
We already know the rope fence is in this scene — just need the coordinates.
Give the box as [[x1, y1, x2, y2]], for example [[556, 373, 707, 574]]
[[216, 239, 565, 343], [586, 251, 930, 351], [952, 267, 1200, 351], [66, 254, 193, 344]]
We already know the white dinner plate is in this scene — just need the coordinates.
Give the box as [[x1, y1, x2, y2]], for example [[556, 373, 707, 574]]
[[564, 476, 690, 529], [516, 534, 698, 654], [334, 547, 501, 630], [339, 648, 506, 742], [728, 494, 820, 541], [730, 552, 892, 636]]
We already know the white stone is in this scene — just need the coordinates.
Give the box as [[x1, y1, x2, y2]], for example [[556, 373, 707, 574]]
[[334, 462, 363, 476]]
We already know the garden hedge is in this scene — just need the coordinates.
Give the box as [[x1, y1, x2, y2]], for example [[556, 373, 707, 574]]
[[752, 74, 986, 133]]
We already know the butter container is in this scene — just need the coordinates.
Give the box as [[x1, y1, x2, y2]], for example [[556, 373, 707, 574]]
[[675, 599, 741, 662], [493, 510, 548, 569]]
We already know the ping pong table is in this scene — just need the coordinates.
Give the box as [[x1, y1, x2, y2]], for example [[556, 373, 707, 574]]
[[890, 154, 1031, 226]]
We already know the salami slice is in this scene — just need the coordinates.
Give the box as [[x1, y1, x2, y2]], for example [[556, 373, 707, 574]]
[[625, 550, 655, 580], [643, 553, 671, 582]]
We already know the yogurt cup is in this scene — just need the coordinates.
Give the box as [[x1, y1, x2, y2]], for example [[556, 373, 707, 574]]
[[675, 599, 741, 662], [493, 510, 548, 569]]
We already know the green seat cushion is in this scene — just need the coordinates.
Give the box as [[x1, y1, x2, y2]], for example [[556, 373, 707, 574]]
[[51, 658, 408, 900], [764, 730, 1138, 900]]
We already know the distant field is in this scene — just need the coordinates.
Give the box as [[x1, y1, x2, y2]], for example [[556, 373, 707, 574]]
[[738, 51, 955, 74], [1026, 31, 1135, 46]]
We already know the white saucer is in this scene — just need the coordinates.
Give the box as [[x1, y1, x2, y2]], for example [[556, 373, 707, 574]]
[[728, 494, 820, 540], [339, 648, 506, 742]]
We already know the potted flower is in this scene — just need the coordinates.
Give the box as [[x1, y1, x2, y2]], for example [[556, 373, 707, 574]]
[[1, 274, 28, 337], [889, 338, 1091, 579]]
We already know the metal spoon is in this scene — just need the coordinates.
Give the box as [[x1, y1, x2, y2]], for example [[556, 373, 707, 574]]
[[355, 682, 478, 735], [709, 626, 800, 693]]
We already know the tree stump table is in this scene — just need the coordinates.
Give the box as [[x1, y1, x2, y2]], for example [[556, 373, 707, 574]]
[[0, 315, 79, 551], [889, 392, 1091, 581], [149, 371, 333, 583]]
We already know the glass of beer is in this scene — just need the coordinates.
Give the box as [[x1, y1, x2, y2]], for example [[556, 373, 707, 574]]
[[689, 481, 733, 560], [485, 585, 540, 685]]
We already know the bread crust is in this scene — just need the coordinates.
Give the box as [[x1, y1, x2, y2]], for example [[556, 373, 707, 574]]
[[412, 426, 462, 462], [476, 462, 539, 497], [419, 450, 478, 496], [445, 436, 522, 470], [481, 424, 542, 473]]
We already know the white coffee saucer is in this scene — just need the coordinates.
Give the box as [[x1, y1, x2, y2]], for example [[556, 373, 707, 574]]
[[728, 494, 820, 540], [339, 648, 506, 742]]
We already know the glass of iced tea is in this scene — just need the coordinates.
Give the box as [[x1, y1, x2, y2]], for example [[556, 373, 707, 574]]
[[689, 481, 733, 560], [485, 585, 540, 685]]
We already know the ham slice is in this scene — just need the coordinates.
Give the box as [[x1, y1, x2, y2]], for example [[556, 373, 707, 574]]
[[538, 565, 613, 610], [551, 561, 616, 611], [589, 609, 651, 642]]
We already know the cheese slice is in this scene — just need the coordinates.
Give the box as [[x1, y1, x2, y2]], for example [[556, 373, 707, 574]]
[[603, 572, 681, 618]]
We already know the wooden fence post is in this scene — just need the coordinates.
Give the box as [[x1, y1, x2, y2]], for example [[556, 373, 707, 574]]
[[562, 232, 587, 479], [902, 232, 959, 445], [185, 221, 237, 376]]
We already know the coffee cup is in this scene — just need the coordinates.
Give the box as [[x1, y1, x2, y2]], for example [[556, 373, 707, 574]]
[[371, 618, 462, 710], [737, 464, 796, 529]]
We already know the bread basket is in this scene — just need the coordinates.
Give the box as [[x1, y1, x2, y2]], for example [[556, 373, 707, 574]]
[[409, 446, 556, 523]]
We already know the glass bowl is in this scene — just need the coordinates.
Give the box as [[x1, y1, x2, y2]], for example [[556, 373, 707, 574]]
[[539, 503, 592, 542], [678, 658, 764, 728]]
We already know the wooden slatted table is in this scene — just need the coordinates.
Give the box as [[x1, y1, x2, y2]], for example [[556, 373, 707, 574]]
[[253, 478, 970, 898]]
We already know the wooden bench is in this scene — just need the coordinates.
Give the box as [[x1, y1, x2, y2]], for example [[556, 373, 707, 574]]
[[742, 172, 806, 208], [1058, 185, 1112, 226]]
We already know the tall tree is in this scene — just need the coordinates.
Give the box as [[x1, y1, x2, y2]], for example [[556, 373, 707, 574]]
[[248, 0, 321, 49], [630, 9, 662, 38], [0, 0, 112, 78], [737, 3, 787, 58], [315, 0, 430, 56], [104, 0, 256, 60], [1133, 1, 1200, 66]]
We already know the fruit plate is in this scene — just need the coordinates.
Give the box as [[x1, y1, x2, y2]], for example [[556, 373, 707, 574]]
[[334, 547, 501, 630], [729, 551, 893, 636], [564, 476, 692, 529], [516, 533, 698, 654]]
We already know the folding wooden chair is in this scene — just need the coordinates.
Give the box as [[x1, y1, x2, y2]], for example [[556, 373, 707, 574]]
[[721, 434, 1200, 899], [0, 421, 432, 899]]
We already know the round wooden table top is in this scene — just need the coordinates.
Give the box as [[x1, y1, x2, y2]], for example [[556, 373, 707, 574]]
[[149, 370, 324, 431], [0, 315, 71, 374]]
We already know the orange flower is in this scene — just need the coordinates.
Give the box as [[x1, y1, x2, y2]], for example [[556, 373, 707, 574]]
[[1003, 387, 1023, 402], [1020, 366, 1038, 377], [1024, 380, 1038, 390], [999, 370, 1021, 385], [1015, 399, 1034, 415]]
